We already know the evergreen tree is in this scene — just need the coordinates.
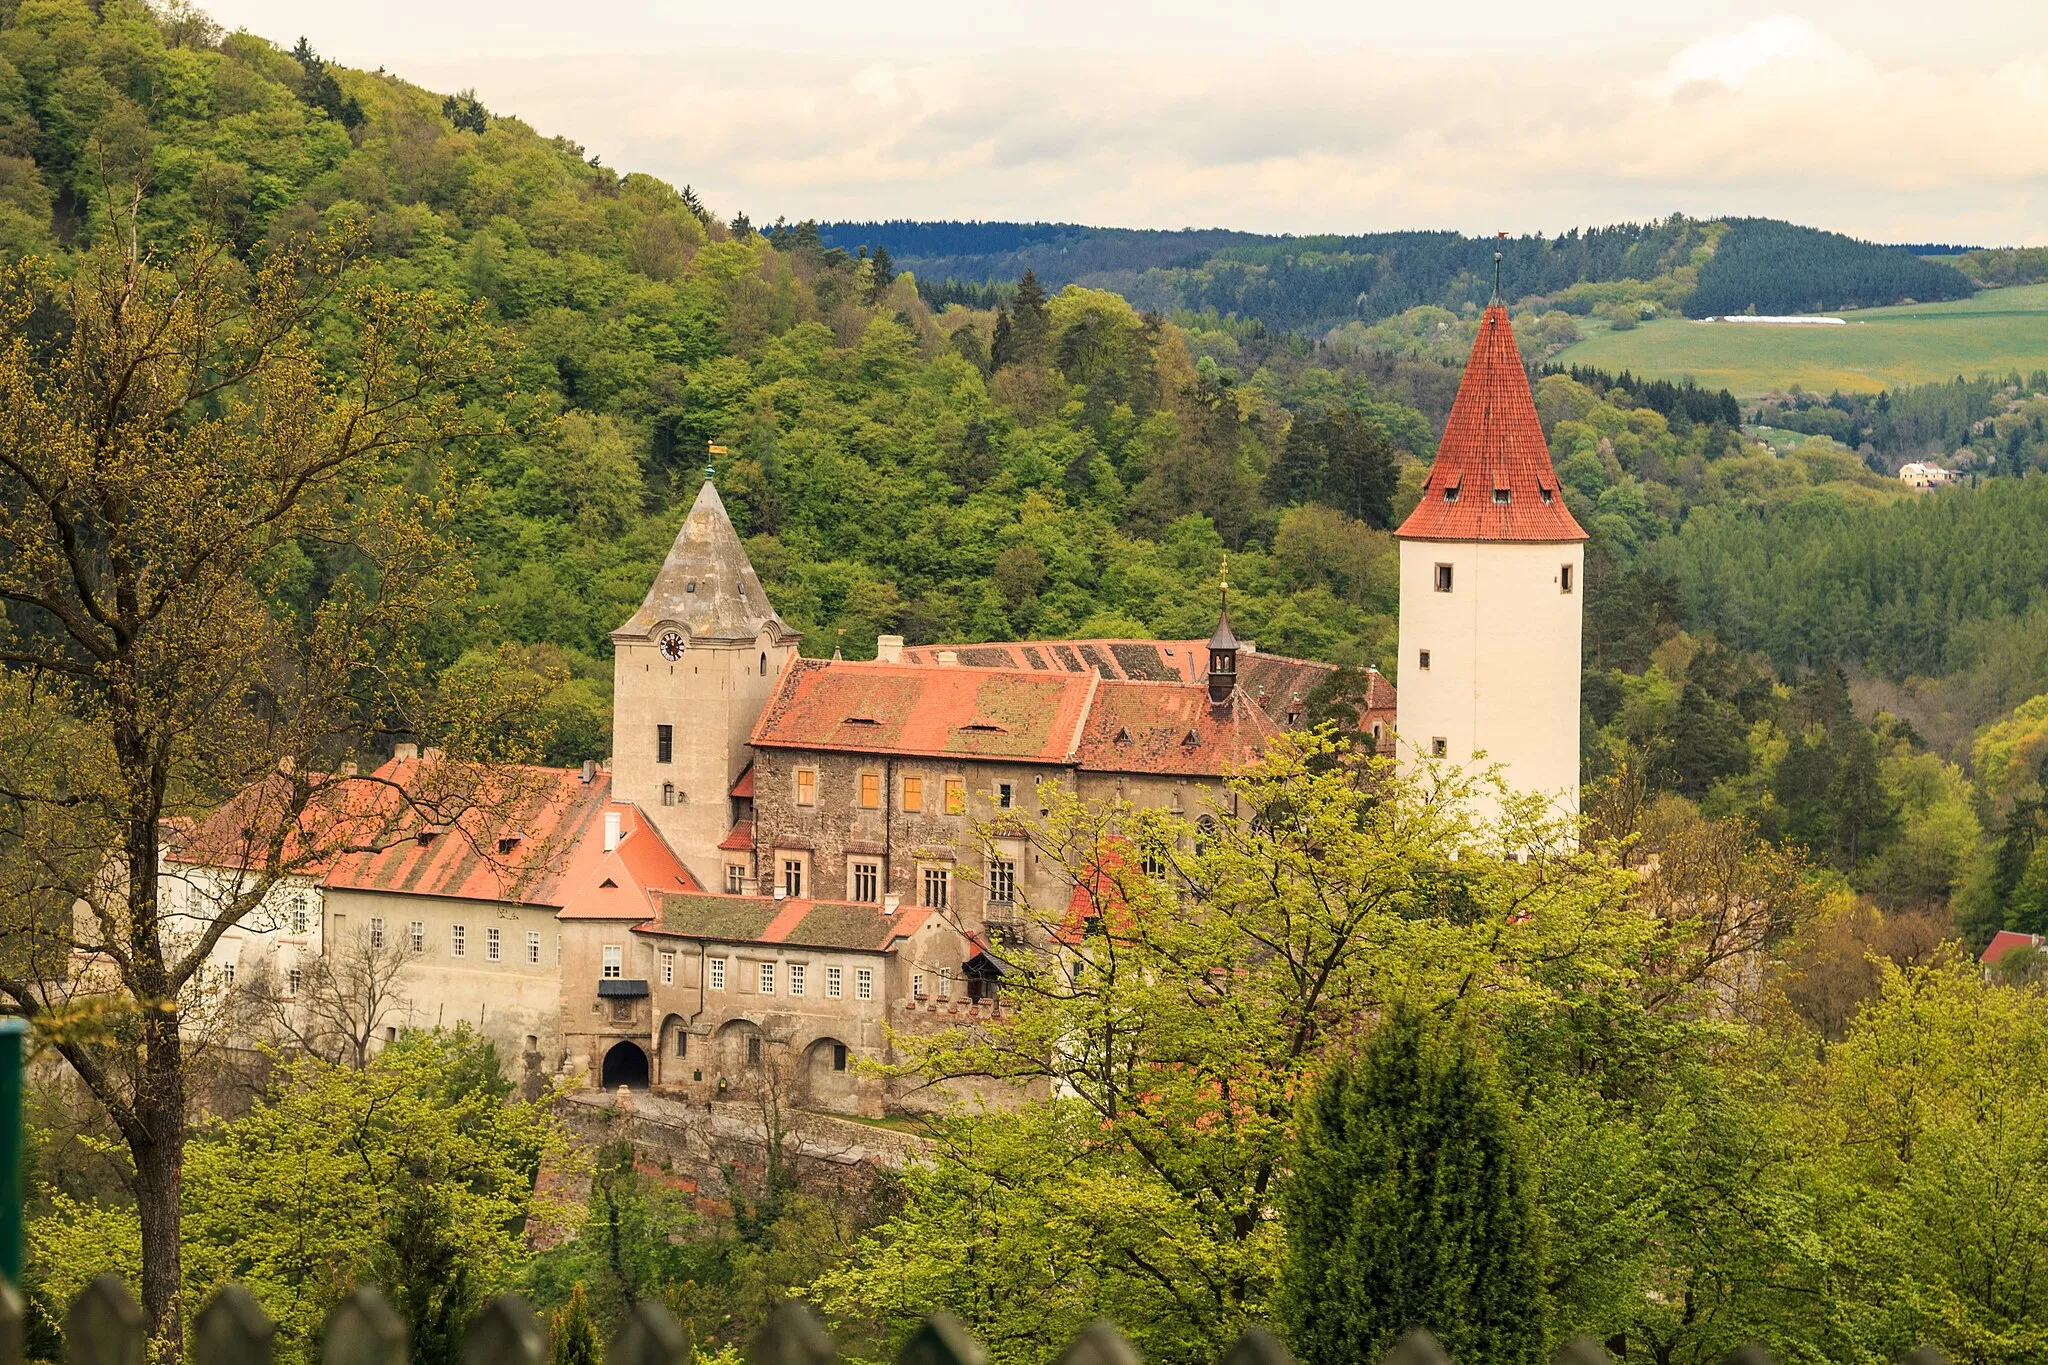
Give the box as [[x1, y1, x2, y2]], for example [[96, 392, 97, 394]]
[[867, 245, 896, 302], [1264, 417, 1328, 507], [1321, 409, 1399, 528], [989, 307, 1015, 371], [1278, 1004, 1544, 1365], [1009, 269, 1051, 363], [551, 1283, 599, 1365]]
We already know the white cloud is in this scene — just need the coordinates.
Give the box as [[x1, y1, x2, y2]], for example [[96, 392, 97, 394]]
[[393, 17, 2048, 244]]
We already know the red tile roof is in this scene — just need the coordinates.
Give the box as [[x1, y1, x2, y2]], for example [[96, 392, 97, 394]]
[[1396, 305, 1586, 544], [1073, 682, 1281, 775], [1981, 930, 2044, 966], [555, 803, 702, 920], [640, 891, 931, 952], [718, 821, 756, 852], [729, 764, 755, 799], [752, 658, 1097, 765], [896, 638, 1203, 683]]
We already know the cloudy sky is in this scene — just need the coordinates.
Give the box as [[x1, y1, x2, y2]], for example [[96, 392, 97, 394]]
[[201, 1, 2048, 244]]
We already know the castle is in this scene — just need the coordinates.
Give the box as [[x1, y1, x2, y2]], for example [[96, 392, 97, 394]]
[[166, 303, 1581, 1117]]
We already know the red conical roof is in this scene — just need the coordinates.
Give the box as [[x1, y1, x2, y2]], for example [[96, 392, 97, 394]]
[[1395, 305, 1586, 543]]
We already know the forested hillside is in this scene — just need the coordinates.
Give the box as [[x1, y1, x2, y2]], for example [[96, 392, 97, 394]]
[[825, 215, 1978, 335]]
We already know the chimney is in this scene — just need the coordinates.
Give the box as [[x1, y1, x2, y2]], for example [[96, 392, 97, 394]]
[[603, 811, 622, 853], [580, 759, 597, 784], [422, 746, 445, 763], [341, 761, 358, 777], [276, 756, 295, 775], [876, 634, 905, 663], [772, 885, 787, 901], [882, 892, 900, 916], [936, 649, 959, 667], [393, 742, 419, 763]]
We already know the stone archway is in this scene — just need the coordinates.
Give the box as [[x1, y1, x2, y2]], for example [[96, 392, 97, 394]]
[[600, 1039, 650, 1089], [802, 1036, 857, 1114]]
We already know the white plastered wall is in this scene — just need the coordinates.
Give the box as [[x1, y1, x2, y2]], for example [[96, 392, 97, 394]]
[[1394, 538, 1584, 831]]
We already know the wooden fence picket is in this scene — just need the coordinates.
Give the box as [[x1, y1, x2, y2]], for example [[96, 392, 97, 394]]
[[1549, 1338, 1611, 1365], [65, 1275, 143, 1365], [1216, 1327, 1292, 1365], [0, 1277, 24, 1365], [321, 1288, 406, 1365], [1051, 1323, 1139, 1365], [895, 1310, 985, 1365], [194, 1286, 276, 1365], [750, 1301, 837, 1365], [464, 1297, 547, 1365], [1378, 1327, 1449, 1365], [608, 1299, 687, 1365]]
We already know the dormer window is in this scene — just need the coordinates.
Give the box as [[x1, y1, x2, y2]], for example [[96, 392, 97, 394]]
[[1443, 485, 1460, 502], [1540, 486, 1554, 504], [961, 722, 1005, 734], [1493, 488, 1510, 504]]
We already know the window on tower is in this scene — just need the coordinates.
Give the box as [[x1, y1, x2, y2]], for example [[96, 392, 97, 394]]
[[1560, 564, 1574, 593], [1540, 486, 1555, 504], [1419, 650, 1431, 671], [657, 725, 673, 763], [1431, 737, 1448, 758], [1443, 485, 1460, 502], [1434, 564, 1454, 593]]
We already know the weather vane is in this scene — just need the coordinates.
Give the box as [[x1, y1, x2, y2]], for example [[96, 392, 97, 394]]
[[1493, 231, 1507, 301], [706, 441, 728, 483]]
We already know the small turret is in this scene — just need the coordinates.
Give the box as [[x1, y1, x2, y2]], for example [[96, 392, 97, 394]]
[[1206, 559, 1238, 707]]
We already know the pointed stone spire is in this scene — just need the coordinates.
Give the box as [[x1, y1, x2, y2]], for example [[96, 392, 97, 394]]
[[616, 480, 795, 644], [1394, 304, 1586, 545], [1207, 554, 1238, 705]]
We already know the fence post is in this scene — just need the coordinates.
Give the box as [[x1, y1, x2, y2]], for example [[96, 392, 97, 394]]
[[896, 1312, 985, 1365], [0, 1017, 26, 1289], [609, 1300, 686, 1365], [194, 1286, 276, 1365], [1378, 1329, 1448, 1365], [322, 1288, 407, 1365], [1053, 1324, 1138, 1365], [1218, 1328, 1293, 1365], [465, 1297, 547, 1365], [1, 1277, 23, 1365], [66, 1275, 144, 1365], [750, 1302, 836, 1365], [1552, 1339, 1613, 1365]]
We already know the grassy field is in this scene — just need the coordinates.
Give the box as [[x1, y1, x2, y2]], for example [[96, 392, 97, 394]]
[[1550, 283, 2048, 399]]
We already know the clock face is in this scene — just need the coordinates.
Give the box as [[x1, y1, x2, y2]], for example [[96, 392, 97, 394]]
[[658, 630, 686, 661]]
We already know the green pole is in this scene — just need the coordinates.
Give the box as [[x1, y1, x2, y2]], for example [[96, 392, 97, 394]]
[[0, 1015, 26, 1287]]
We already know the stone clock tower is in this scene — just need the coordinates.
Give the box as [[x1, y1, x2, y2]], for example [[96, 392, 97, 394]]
[[611, 478, 800, 881], [1394, 303, 1586, 832]]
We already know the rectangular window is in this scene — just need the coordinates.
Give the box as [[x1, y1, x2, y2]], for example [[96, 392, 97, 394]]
[[221, 963, 235, 987], [1560, 563, 1574, 593], [747, 1035, 762, 1066], [939, 968, 952, 999], [795, 769, 817, 806], [902, 776, 922, 811], [782, 859, 804, 898], [758, 961, 776, 995], [657, 724, 673, 763], [709, 958, 727, 991], [859, 773, 880, 809], [485, 927, 501, 962], [527, 931, 541, 964], [602, 944, 622, 979], [725, 864, 746, 893], [789, 963, 806, 997], [1492, 488, 1510, 504], [833, 1043, 848, 1072], [370, 917, 385, 948], [944, 777, 965, 814], [291, 901, 308, 935], [826, 966, 843, 998], [913, 972, 926, 999], [856, 967, 873, 1001], [988, 859, 1016, 904], [1434, 563, 1454, 593], [676, 1029, 689, 1057], [996, 782, 1013, 809], [451, 924, 466, 957], [287, 967, 302, 995], [1419, 649, 1431, 671], [409, 920, 424, 953], [1431, 737, 1448, 758], [923, 866, 950, 909], [851, 861, 879, 902], [660, 952, 675, 985]]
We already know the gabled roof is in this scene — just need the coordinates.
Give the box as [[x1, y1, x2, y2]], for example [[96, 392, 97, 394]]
[[615, 480, 797, 643], [751, 658, 1097, 765], [1396, 305, 1586, 544], [556, 803, 702, 919], [1981, 930, 2044, 967], [729, 763, 755, 799], [1074, 682, 1281, 775], [643, 891, 931, 953], [894, 638, 1205, 683]]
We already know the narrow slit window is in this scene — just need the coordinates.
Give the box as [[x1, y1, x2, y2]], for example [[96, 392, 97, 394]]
[[1434, 563, 1454, 593], [1419, 649, 1431, 671], [1560, 564, 1574, 593]]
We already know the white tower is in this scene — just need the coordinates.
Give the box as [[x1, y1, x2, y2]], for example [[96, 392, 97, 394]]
[[1394, 303, 1586, 831], [611, 479, 800, 882]]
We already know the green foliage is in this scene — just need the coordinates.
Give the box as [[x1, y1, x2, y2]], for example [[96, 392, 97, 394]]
[[551, 1283, 600, 1365], [1279, 1004, 1543, 1365]]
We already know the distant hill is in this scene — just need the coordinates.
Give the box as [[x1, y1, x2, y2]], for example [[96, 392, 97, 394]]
[[821, 216, 1978, 336]]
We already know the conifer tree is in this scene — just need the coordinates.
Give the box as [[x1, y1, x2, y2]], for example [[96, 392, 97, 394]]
[[1009, 269, 1051, 363], [552, 1283, 599, 1365], [1278, 1004, 1545, 1365], [989, 307, 1015, 371]]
